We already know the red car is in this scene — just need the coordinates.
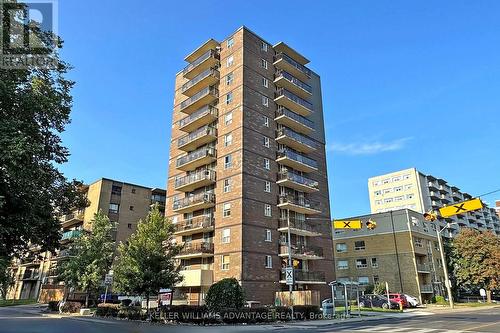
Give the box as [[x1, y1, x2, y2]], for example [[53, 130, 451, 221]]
[[389, 293, 408, 308]]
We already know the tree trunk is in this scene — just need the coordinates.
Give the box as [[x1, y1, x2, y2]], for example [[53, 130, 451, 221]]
[[487, 290, 492, 303], [85, 289, 89, 308]]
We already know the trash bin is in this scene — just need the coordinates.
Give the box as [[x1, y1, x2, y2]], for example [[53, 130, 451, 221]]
[[322, 299, 334, 317]]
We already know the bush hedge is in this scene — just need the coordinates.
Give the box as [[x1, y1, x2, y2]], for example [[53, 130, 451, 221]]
[[60, 301, 82, 313], [47, 301, 59, 312], [117, 306, 144, 320], [292, 305, 321, 320], [96, 303, 120, 317]]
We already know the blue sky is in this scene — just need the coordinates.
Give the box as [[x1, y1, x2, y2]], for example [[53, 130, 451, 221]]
[[56, 0, 500, 218]]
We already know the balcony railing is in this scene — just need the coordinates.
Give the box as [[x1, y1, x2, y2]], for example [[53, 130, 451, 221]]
[[278, 217, 320, 234], [176, 147, 216, 168], [279, 195, 320, 210], [61, 229, 82, 241], [278, 171, 318, 190], [280, 242, 323, 258], [276, 106, 314, 131], [180, 86, 219, 112], [416, 263, 430, 272], [277, 128, 316, 151], [420, 284, 433, 293], [175, 215, 214, 233], [275, 69, 312, 94], [173, 192, 215, 211], [181, 68, 219, 93], [177, 126, 217, 149], [274, 53, 311, 78], [178, 105, 218, 130], [277, 149, 318, 170], [178, 242, 214, 256], [175, 170, 216, 190], [280, 269, 325, 283], [275, 88, 313, 112], [182, 49, 218, 76]]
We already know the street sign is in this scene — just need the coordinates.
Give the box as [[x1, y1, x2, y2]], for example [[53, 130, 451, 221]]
[[104, 274, 113, 286], [333, 220, 362, 229], [285, 267, 294, 285], [480, 288, 486, 297], [439, 198, 483, 217]]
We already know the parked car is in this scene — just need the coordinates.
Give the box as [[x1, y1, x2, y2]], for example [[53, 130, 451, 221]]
[[404, 294, 420, 307], [359, 294, 399, 309], [389, 293, 408, 308]]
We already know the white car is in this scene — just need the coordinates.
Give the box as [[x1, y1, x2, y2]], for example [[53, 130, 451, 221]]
[[404, 294, 420, 307]]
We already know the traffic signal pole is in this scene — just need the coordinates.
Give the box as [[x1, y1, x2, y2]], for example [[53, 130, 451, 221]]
[[437, 224, 454, 309]]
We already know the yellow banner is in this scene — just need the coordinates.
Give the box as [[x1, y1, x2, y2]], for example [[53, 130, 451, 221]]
[[333, 220, 362, 229], [439, 198, 483, 217]]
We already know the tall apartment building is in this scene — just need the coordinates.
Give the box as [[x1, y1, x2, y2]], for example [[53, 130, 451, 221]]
[[166, 27, 333, 305], [333, 209, 446, 303], [7, 178, 166, 302], [368, 168, 500, 236]]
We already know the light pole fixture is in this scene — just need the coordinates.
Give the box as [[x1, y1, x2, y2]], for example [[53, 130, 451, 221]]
[[436, 222, 456, 309]]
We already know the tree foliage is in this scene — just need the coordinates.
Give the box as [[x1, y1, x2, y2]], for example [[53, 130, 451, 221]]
[[0, 257, 14, 299], [58, 211, 114, 306], [113, 205, 182, 311], [205, 278, 245, 312], [449, 228, 500, 302], [0, 1, 87, 258], [373, 282, 387, 295]]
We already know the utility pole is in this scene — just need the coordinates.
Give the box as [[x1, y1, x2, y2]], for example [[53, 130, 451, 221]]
[[437, 223, 455, 309], [286, 209, 294, 319]]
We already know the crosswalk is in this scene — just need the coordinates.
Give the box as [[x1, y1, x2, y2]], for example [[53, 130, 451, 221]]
[[320, 325, 481, 333]]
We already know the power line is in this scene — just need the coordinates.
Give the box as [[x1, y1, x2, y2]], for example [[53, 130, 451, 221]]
[[477, 188, 500, 199]]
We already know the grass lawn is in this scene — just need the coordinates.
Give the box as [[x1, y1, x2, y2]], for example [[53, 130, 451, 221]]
[[0, 299, 37, 307]]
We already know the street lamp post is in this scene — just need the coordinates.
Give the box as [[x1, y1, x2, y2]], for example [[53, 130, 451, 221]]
[[436, 222, 455, 309]]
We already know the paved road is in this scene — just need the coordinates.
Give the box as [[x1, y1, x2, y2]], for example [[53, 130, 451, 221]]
[[0, 305, 499, 333]]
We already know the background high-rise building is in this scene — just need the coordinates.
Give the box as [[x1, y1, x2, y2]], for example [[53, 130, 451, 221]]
[[166, 27, 333, 305], [368, 168, 500, 236]]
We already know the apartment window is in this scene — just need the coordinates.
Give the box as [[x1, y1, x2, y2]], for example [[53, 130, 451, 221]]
[[226, 55, 234, 67], [265, 255, 272, 268], [263, 136, 270, 148], [261, 58, 268, 69], [226, 92, 233, 104], [261, 41, 268, 52], [127, 223, 132, 229], [394, 186, 403, 192], [373, 275, 380, 283], [403, 174, 411, 180], [131, 188, 136, 194], [358, 276, 370, 285], [224, 133, 233, 147], [222, 228, 230, 243], [337, 260, 348, 270], [224, 155, 232, 169], [384, 198, 393, 203], [374, 190, 382, 196], [356, 259, 368, 268], [225, 112, 233, 125], [336, 243, 347, 253], [375, 200, 382, 205], [111, 185, 122, 195], [382, 178, 391, 184], [371, 258, 378, 268], [393, 176, 402, 182], [383, 188, 392, 194], [264, 204, 272, 217], [265, 229, 272, 242], [109, 203, 119, 214], [221, 255, 230, 270], [414, 237, 423, 247], [405, 184, 413, 190], [354, 241, 365, 251], [264, 158, 270, 170], [264, 181, 271, 193], [129, 205, 134, 211], [406, 193, 415, 199], [394, 196, 404, 202], [373, 181, 381, 186], [223, 179, 231, 193], [227, 37, 234, 48], [262, 96, 269, 107], [263, 115, 269, 127], [223, 203, 231, 217], [226, 72, 234, 85], [262, 77, 268, 88]]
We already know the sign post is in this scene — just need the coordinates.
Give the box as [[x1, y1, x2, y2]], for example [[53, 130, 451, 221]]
[[103, 273, 113, 304]]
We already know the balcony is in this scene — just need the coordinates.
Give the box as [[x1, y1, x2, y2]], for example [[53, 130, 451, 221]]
[[179, 86, 218, 115], [279, 243, 324, 260], [274, 69, 312, 98], [452, 192, 462, 201], [275, 106, 314, 134], [172, 192, 215, 214], [176, 242, 214, 259], [273, 52, 311, 82], [420, 284, 434, 293], [55, 249, 73, 260], [179, 105, 218, 133], [174, 169, 216, 192], [178, 126, 217, 152], [182, 68, 220, 97], [429, 191, 440, 199], [176, 147, 216, 172], [428, 181, 438, 190], [61, 211, 84, 228], [174, 215, 214, 236], [277, 171, 319, 193], [278, 195, 321, 215], [276, 149, 317, 173], [280, 269, 325, 284], [275, 88, 313, 117], [61, 229, 82, 242], [176, 269, 213, 287], [183, 47, 219, 79], [440, 194, 451, 203], [278, 217, 321, 237], [276, 128, 316, 153], [416, 263, 431, 273]]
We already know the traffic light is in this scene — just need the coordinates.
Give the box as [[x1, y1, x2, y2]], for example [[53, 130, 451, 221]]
[[366, 219, 377, 230], [423, 210, 437, 222]]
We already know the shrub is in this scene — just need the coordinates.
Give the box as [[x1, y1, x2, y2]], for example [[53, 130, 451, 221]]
[[95, 303, 120, 317], [292, 305, 321, 320], [432, 295, 446, 304], [60, 301, 82, 313], [205, 278, 245, 312], [120, 298, 132, 307], [272, 306, 293, 322], [373, 282, 387, 295], [47, 301, 59, 312], [160, 305, 212, 324], [118, 306, 144, 320]]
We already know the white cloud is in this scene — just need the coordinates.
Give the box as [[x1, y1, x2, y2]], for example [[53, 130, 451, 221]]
[[328, 137, 413, 155]]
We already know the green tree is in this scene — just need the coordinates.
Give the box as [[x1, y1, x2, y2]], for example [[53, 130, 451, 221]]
[[450, 228, 500, 302], [0, 1, 87, 258], [373, 282, 387, 295], [0, 257, 14, 300], [205, 278, 245, 312], [58, 211, 114, 307], [113, 205, 182, 314]]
